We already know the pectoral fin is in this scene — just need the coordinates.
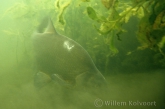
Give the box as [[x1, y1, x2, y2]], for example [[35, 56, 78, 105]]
[[75, 71, 107, 89], [75, 72, 91, 86], [34, 71, 51, 89], [51, 74, 72, 88]]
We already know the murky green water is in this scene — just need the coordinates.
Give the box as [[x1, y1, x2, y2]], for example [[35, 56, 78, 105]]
[[0, 0, 165, 109]]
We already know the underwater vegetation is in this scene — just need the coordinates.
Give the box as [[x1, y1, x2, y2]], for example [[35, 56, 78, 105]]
[[2, 0, 165, 74], [0, 0, 165, 109]]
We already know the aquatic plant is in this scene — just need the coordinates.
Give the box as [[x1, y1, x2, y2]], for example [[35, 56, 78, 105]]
[[83, 0, 165, 69], [2, 0, 165, 73]]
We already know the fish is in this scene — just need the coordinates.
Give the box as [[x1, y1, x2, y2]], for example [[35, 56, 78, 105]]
[[31, 17, 106, 89]]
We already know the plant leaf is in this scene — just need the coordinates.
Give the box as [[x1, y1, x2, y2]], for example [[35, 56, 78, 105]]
[[58, 2, 70, 25], [86, 7, 99, 21]]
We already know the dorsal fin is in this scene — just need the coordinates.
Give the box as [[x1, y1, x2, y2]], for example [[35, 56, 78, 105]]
[[45, 18, 57, 34], [37, 17, 58, 35]]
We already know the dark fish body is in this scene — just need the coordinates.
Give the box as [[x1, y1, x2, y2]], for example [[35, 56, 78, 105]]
[[32, 18, 106, 88]]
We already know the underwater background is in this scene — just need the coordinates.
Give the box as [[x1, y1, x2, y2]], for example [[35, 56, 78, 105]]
[[0, 0, 165, 109]]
